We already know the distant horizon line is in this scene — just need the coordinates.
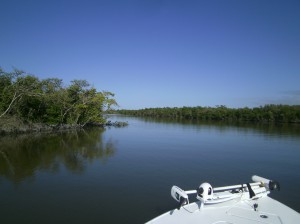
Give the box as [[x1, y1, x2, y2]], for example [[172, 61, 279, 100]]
[[116, 104, 300, 110]]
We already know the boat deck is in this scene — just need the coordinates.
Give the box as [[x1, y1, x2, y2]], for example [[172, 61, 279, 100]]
[[146, 196, 299, 224]]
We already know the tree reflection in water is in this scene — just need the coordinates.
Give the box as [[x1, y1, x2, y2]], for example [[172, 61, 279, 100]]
[[0, 128, 116, 183]]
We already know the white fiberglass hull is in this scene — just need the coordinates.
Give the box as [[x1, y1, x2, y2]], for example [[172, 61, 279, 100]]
[[146, 196, 299, 224]]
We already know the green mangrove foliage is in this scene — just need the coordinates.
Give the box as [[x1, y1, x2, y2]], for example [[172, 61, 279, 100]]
[[0, 68, 117, 126], [116, 105, 300, 123]]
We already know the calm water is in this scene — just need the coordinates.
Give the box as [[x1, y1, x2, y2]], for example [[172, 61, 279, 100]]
[[1, 115, 300, 223]]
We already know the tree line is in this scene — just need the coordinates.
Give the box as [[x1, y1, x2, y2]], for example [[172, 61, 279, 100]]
[[0, 68, 117, 127], [116, 105, 300, 123]]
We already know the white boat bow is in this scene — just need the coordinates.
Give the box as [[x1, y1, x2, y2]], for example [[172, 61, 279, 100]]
[[146, 175, 300, 224]]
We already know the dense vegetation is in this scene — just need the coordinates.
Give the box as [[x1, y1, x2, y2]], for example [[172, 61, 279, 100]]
[[116, 105, 300, 123], [0, 68, 117, 128]]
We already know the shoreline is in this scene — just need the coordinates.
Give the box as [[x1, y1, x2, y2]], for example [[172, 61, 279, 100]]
[[0, 119, 128, 135]]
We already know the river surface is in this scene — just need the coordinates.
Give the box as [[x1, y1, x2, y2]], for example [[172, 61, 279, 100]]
[[0, 115, 300, 223]]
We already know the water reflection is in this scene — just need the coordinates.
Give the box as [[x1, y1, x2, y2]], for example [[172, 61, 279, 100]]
[[119, 115, 300, 138], [0, 116, 300, 224], [0, 128, 116, 184]]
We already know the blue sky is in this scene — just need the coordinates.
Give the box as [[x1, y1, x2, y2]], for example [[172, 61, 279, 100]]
[[1, 0, 299, 109]]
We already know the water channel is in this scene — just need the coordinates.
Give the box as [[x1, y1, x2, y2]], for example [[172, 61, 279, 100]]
[[0, 115, 300, 223]]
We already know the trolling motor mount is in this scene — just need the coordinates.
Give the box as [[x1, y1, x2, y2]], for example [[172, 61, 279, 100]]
[[171, 186, 189, 210], [197, 183, 213, 202], [252, 175, 280, 191]]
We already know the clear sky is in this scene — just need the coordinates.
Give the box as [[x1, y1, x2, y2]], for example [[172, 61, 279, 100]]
[[1, 0, 299, 109]]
